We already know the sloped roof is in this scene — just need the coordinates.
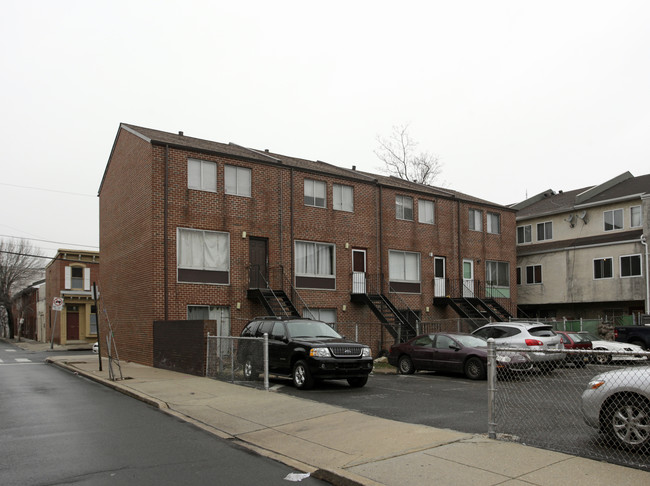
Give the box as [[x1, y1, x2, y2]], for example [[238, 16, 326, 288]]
[[514, 172, 650, 220], [104, 123, 506, 208]]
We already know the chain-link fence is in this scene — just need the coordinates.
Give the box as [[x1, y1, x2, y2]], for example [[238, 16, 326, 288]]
[[487, 343, 650, 471], [206, 333, 269, 390]]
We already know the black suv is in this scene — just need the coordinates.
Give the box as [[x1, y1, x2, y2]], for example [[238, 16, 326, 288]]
[[238, 316, 373, 389]]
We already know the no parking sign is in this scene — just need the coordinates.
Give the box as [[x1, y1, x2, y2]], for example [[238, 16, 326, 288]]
[[52, 297, 64, 311]]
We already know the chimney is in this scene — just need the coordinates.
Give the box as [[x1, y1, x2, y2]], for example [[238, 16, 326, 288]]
[[178, 131, 184, 136]]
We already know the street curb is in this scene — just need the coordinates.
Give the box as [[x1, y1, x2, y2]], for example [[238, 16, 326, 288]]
[[44, 358, 374, 486], [45, 358, 168, 410]]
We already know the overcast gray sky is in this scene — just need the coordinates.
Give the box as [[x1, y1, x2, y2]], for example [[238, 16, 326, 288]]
[[2, 1, 649, 258]]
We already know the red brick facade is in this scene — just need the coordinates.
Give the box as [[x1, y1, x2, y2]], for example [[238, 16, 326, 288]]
[[44, 250, 99, 345], [99, 124, 517, 365]]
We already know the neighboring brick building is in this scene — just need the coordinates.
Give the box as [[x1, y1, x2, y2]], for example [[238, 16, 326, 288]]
[[11, 278, 44, 341], [45, 249, 99, 346], [98, 123, 517, 365]]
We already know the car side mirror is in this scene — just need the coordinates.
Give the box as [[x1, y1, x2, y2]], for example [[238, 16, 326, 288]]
[[449, 344, 461, 351]]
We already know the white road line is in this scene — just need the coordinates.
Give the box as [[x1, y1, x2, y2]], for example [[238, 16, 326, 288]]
[[15, 358, 31, 363]]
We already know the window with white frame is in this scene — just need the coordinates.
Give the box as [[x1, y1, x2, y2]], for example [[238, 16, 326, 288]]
[[537, 221, 552, 241], [65, 266, 90, 290], [388, 250, 420, 282], [620, 254, 642, 277], [177, 228, 230, 283], [333, 184, 353, 212], [304, 179, 326, 208], [396, 195, 414, 221], [188, 158, 217, 192], [630, 206, 642, 228], [418, 200, 435, 224], [224, 165, 251, 197], [604, 209, 623, 231], [517, 225, 532, 244], [526, 265, 542, 284], [594, 257, 613, 279], [487, 212, 501, 234], [295, 241, 334, 277], [469, 209, 483, 231], [486, 261, 510, 287]]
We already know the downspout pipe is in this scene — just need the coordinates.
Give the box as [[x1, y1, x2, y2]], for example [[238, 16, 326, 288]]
[[164, 145, 169, 321], [642, 234, 649, 315]]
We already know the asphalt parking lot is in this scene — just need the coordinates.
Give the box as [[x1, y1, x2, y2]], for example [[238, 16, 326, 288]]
[[274, 363, 650, 471]]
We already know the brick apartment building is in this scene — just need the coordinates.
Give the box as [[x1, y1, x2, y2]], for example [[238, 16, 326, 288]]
[[45, 249, 99, 346], [98, 123, 517, 366]]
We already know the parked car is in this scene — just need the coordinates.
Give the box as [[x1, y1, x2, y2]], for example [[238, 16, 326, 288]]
[[472, 322, 565, 371], [555, 331, 591, 367], [614, 326, 650, 351], [578, 332, 648, 365], [387, 332, 532, 380], [237, 316, 373, 389], [581, 366, 650, 450]]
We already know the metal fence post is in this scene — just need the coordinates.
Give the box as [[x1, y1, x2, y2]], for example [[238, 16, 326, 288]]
[[487, 338, 497, 439], [206, 332, 211, 377], [263, 333, 269, 391]]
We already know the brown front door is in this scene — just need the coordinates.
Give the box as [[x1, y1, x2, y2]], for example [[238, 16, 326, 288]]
[[66, 306, 79, 341], [249, 237, 268, 289]]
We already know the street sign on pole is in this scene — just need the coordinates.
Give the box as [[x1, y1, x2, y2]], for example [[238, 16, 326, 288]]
[[52, 297, 64, 311]]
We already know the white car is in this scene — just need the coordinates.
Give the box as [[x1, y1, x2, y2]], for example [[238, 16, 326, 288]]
[[581, 366, 650, 450], [472, 322, 565, 370], [578, 332, 648, 365]]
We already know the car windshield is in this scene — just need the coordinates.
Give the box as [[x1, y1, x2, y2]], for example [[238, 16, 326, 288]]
[[567, 332, 589, 342], [286, 320, 342, 339], [453, 334, 487, 347], [579, 332, 601, 342]]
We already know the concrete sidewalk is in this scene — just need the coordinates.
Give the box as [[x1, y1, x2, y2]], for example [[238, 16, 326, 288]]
[[20, 351, 643, 486]]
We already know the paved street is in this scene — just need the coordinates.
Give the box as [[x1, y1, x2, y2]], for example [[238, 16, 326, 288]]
[[0, 342, 328, 486]]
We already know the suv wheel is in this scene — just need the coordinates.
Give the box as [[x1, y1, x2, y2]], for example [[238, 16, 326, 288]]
[[603, 395, 650, 450], [243, 357, 257, 381], [292, 360, 314, 390], [347, 376, 368, 388]]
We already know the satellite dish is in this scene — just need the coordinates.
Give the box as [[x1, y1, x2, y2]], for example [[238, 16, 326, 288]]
[[578, 210, 588, 224], [565, 214, 575, 228]]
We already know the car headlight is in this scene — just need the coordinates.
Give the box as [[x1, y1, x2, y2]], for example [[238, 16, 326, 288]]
[[310, 347, 332, 358], [361, 346, 371, 358], [588, 379, 605, 390], [496, 355, 511, 363]]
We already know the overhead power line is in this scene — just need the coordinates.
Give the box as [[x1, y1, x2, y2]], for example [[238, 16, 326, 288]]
[[0, 182, 96, 197], [0, 234, 98, 249]]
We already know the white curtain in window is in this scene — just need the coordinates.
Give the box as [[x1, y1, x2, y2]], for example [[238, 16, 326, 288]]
[[317, 244, 332, 275], [204, 231, 229, 270], [179, 229, 229, 270], [389, 251, 419, 281], [296, 242, 333, 276]]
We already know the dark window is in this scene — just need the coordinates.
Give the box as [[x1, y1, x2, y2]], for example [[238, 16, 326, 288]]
[[594, 258, 613, 279], [621, 255, 641, 277]]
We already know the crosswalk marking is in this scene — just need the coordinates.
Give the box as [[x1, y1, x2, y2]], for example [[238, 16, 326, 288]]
[[15, 358, 31, 363]]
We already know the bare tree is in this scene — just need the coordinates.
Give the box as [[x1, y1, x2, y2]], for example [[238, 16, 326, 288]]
[[375, 124, 443, 185], [0, 239, 43, 339]]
